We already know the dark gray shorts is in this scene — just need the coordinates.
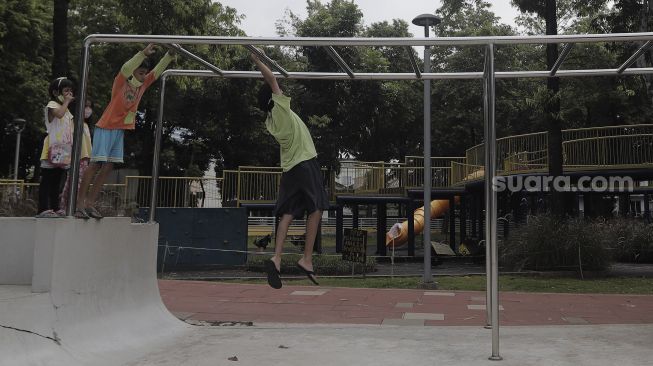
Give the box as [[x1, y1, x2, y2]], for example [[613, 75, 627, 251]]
[[275, 158, 329, 219]]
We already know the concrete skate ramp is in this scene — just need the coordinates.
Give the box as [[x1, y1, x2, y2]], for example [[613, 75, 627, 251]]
[[0, 217, 187, 366]]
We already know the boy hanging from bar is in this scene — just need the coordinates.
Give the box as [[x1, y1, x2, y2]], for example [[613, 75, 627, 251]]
[[76, 44, 174, 219], [250, 48, 329, 289]]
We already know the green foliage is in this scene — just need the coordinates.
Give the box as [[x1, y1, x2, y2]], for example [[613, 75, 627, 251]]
[[0, 198, 37, 217], [500, 214, 613, 272], [246, 253, 376, 276], [601, 218, 653, 263], [3, 0, 653, 182], [0, 0, 52, 178]]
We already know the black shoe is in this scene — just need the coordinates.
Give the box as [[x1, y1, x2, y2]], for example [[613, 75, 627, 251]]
[[296, 263, 319, 286], [264, 259, 282, 289]]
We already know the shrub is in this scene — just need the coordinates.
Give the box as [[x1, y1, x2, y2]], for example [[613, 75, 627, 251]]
[[247, 253, 376, 275], [0, 199, 37, 217], [601, 218, 653, 263], [500, 214, 612, 272]]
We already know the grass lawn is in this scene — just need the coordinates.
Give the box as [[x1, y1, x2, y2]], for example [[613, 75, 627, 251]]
[[221, 275, 653, 295]]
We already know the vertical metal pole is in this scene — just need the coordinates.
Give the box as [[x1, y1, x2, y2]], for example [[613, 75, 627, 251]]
[[149, 75, 167, 223], [13, 131, 21, 181], [67, 42, 91, 216], [483, 49, 492, 329], [336, 205, 344, 253], [449, 196, 456, 251], [377, 203, 387, 256], [486, 43, 502, 361], [408, 199, 415, 256], [422, 25, 433, 284]]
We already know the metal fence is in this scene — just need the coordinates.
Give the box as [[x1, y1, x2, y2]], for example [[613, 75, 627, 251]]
[[124, 176, 223, 209], [1, 176, 223, 216], [451, 124, 653, 185], [3, 123, 652, 212]]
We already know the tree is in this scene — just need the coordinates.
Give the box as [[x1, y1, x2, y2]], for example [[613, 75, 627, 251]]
[[52, 0, 69, 77], [512, 0, 566, 216], [432, 0, 528, 156], [595, 0, 653, 106], [67, 0, 258, 177], [0, 0, 52, 179]]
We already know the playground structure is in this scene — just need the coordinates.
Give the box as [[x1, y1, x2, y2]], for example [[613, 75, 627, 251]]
[[3, 32, 653, 364]]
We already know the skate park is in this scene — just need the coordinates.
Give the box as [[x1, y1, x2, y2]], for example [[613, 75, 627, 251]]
[[2, 29, 653, 366]]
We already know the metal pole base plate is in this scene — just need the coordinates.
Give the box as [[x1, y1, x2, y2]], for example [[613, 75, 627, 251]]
[[489, 355, 503, 361]]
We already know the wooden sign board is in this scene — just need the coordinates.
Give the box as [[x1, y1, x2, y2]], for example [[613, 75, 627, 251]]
[[342, 228, 367, 264]]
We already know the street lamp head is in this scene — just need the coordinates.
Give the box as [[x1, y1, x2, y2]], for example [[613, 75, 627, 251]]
[[12, 118, 26, 133], [412, 13, 441, 28]]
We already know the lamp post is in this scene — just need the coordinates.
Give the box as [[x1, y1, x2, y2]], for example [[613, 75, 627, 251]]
[[12, 118, 26, 181], [412, 13, 441, 286]]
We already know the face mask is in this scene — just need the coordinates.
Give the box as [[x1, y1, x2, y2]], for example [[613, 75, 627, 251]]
[[84, 107, 93, 119], [128, 75, 143, 88]]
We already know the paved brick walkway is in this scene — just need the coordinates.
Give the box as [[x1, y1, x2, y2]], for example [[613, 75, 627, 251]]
[[159, 280, 653, 326]]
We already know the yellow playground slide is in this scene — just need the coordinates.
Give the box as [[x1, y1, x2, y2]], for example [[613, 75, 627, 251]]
[[385, 199, 454, 248]]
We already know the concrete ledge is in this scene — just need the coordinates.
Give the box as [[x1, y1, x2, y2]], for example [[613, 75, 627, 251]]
[[0, 217, 37, 285], [0, 217, 187, 366]]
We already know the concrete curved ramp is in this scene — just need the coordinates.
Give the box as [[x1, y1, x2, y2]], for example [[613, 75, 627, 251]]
[[0, 217, 188, 366]]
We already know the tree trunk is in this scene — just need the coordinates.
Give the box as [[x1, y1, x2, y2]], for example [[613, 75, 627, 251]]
[[52, 0, 69, 78], [545, 0, 565, 217]]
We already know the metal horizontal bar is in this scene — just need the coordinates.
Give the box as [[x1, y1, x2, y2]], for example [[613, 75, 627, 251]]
[[617, 40, 653, 74], [325, 46, 355, 78], [406, 47, 421, 79], [550, 43, 574, 76], [169, 44, 223, 76], [161, 67, 653, 81], [244, 45, 289, 77], [85, 32, 653, 47]]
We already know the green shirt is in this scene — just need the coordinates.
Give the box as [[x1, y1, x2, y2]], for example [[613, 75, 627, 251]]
[[265, 93, 318, 172]]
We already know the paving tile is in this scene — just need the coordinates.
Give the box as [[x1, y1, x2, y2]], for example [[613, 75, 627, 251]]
[[467, 304, 504, 311], [423, 292, 455, 296], [403, 312, 444, 321], [382, 318, 425, 326], [160, 280, 653, 326], [290, 290, 329, 296]]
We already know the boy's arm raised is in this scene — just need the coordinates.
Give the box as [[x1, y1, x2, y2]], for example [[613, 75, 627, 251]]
[[151, 51, 175, 80], [120, 43, 156, 78], [251, 51, 282, 95]]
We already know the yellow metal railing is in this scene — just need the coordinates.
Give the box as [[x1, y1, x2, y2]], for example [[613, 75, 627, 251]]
[[452, 125, 653, 185], [497, 132, 548, 173], [0, 181, 39, 202], [563, 134, 653, 170], [3, 125, 652, 213], [1, 176, 224, 216], [562, 124, 653, 141], [123, 176, 224, 209], [451, 162, 484, 184], [236, 166, 282, 205], [405, 156, 465, 167]]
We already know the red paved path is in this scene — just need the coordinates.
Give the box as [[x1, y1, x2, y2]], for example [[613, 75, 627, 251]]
[[159, 280, 653, 326]]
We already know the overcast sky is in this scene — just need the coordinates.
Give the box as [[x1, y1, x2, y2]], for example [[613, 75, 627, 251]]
[[216, 0, 521, 37]]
